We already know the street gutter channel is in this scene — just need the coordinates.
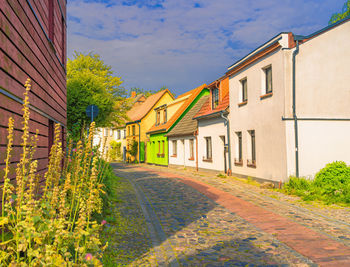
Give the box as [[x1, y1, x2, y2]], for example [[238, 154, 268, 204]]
[[126, 174, 180, 267]]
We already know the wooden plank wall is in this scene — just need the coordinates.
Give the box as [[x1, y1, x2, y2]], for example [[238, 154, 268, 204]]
[[0, 0, 67, 181]]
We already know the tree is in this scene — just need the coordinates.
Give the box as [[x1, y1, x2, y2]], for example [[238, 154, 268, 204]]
[[67, 52, 130, 139], [129, 86, 168, 97], [329, 0, 350, 24]]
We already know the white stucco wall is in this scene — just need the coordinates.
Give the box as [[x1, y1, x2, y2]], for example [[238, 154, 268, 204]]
[[229, 48, 289, 182], [197, 117, 227, 172], [286, 20, 350, 179], [298, 121, 350, 178], [168, 136, 197, 168], [295, 21, 350, 118]]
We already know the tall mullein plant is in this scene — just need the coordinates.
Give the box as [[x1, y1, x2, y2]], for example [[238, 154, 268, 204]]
[[0, 79, 109, 266]]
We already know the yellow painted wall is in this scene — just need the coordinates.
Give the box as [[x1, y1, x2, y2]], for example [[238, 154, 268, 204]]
[[166, 96, 188, 121], [125, 91, 174, 161]]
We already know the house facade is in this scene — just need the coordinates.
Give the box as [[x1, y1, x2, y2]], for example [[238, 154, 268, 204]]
[[147, 85, 208, 166], [126, 89, 174, 162], [93, 92, 146, 160], [194, 77, 230, 173], [1, 1, 67, 177], [227, 18, 350, 183], [166, 95, 209, 169]]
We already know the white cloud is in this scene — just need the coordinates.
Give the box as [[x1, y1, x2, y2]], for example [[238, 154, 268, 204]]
[[67, 0, 346, 95]]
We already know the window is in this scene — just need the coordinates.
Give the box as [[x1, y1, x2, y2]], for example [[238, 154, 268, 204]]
[[163, 109, 167, 123], [110, 129, 113, 137], [235, 132, 242, 166], [123, 129, 126, 139], [156, 110, 161, 125], [158, 141, 161, 156], [212, 88, 219, 109], [204, 137, 212, 160], [48, 119, 54, 157], [189, 139, 194, 160], [61, 16, 65, 64], [132, 125, 135, 136], [248, 130, 256, 167], [172, 140, 177, 156], [162, 141, 165, 155], [104, 128, 108, 137], [117, 130, 121, 139], [241, 78, 248, 103], [48, 0, 55, 42], [264, 66, 273, 94]]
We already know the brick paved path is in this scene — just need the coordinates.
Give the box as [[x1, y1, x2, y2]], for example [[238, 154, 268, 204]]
[[111, 163, 350, 266]]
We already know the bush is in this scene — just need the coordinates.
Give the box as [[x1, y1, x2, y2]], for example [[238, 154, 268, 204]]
[[127, 140, 138, 162], [283, 161, 350, 205]]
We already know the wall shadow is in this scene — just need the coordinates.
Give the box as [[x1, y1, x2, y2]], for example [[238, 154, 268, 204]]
[[108, 163, 287, 266]]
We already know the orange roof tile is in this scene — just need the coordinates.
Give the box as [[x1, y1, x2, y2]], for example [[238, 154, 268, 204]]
[[147, 84, 207, 134], [193, 76, 230, 119], [127, 89, 174, 122]]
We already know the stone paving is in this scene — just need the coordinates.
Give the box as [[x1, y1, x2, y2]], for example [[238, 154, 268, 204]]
[[110, 163, 350, 266]]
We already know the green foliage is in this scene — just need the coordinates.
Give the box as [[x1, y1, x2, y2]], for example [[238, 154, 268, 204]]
[[1, 80, 109, 265], [329, 0, 350, 24], [109, 140, 122, 161], [128, 140, 138, 159], [67, 52, 130, 140], [283, 161, 350, 205], [129, 86, 169, 97]]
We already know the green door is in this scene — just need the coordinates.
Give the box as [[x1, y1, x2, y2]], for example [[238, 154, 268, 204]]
[[140, 142, 145, 162]]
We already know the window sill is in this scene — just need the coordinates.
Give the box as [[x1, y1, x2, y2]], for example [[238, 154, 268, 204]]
[[188, 157, 194, 161], [234, 159, 243, 166], [202, 158, 213, 162], [260, 92, 273, 100], [247, 159, 256, 168], [171, 154, 177, 158], [238, 101, 247, 107]]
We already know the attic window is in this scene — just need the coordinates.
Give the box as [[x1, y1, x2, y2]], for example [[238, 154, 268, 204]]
[[163, 108, 167, 124], [156, 110, 161, 125], [212, 88, 219, 109]]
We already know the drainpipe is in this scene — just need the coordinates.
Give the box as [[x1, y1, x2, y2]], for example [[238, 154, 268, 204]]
[[195, 131, 199, 171], [136, 121, 141, 163], [292, 40, 300, 177], [220, 111, 232, 174]]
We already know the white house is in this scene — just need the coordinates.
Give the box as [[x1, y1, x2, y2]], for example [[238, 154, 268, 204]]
[[167, 95, 209, 169], [193, 76, 231, 173], [93, 92, 146, 160], [227, 18, 350, 183]]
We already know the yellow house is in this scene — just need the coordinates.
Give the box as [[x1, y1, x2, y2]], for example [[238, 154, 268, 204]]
[[125, 89, 174, 162]]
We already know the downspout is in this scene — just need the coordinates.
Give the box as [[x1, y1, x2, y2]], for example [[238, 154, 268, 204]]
[[220, 111, 232, 174], [195, 131, 198, 172], [136, 121, 141, 163], [292, 40, 300, 177]]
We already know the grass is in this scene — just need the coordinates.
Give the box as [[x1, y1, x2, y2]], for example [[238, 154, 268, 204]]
[[282, 161, 350, 206], [100, 166, 153, 266]]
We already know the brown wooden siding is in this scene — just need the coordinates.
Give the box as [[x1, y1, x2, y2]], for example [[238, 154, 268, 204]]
[[0, 0, 67, 179]]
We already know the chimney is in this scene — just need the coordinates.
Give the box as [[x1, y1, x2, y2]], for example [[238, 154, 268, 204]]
[[131, 91, 136, 98]]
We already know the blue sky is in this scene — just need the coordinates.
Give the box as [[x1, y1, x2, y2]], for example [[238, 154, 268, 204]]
[[67, 0, 346, 95]]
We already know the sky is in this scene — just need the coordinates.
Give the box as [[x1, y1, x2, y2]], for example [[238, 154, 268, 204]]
[[67, 0, 346, 96]]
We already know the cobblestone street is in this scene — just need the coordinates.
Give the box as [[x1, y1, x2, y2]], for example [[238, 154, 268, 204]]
[[111, 163, 350, 266]]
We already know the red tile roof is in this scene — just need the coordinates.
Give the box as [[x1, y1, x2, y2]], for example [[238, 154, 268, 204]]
[[193, 76, 230, 119], [147, 84, 207, 134], [127, 89, 174, 122], [193, 92, 229, 119]]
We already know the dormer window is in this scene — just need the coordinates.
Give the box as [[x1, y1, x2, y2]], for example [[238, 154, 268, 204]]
[[156, 110, 161, 125], [155, 105, 167, 125], [163, 109, 167, 123], [212, 88, 219, 109]]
